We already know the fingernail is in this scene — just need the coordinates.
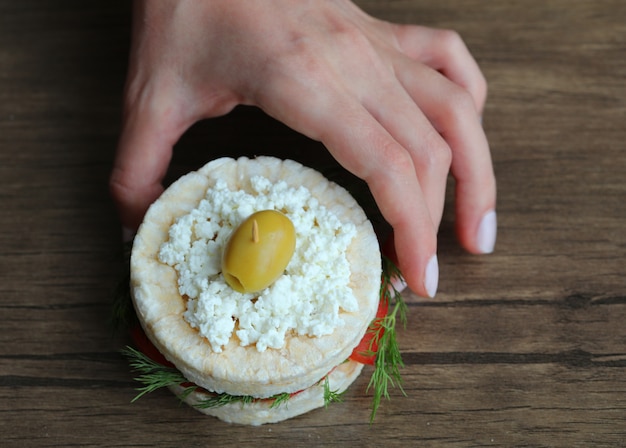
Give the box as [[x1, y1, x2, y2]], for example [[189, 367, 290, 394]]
[[424, 255, 439, 298], [122, 227, 135, 243], [476, 210, 497, 254], [390, 275, 408, 294]]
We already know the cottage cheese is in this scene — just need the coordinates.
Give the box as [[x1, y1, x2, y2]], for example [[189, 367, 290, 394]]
[[158, 176, 358, 353]]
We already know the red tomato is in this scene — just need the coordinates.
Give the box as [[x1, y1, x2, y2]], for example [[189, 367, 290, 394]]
[[130, 324, 174, 368], [349, 295, 389, 365]]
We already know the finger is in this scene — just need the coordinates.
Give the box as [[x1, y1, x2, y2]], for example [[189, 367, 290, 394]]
[[392, 25, 488, 114], [110, 104, 181, 231], [453, 147, 498, 255], [393, 56, 497, 254], [361, 76, 452, 229], [339, 117, 439, 298], [257, 80, 439, 297], [361, 138, 437, 298]]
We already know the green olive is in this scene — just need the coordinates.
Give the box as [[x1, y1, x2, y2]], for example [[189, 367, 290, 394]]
[[222, 210, 296, 293]]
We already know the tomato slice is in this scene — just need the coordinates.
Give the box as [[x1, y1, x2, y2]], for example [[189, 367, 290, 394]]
[[350, 237, 400, 365], [349, 295, 389, 365], [130, 324, 174, 368]]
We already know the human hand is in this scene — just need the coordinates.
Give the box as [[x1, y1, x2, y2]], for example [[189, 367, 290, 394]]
[[110, 0, 497, 298]]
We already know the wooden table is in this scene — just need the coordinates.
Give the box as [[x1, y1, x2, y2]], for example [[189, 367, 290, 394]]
[[2, 1, 625, 446]]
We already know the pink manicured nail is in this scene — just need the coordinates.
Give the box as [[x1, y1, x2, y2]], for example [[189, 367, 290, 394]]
[[424, 255, 439, 298], [476, 210, 497, 254]]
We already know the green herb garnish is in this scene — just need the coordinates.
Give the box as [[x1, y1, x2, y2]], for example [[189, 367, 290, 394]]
[[194, 392, 255, 409], [323, 376, 346, 408], [114, 228, 407, 422], [122, 346, 345, 410], [122, 346, 195, 402], [269, 392, 292, 409], [366, 257, 407, 422]]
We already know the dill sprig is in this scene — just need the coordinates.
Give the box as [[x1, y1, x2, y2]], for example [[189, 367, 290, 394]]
[[323, 376, 346, 408], [194, 392, 255, 409], [122, 346, 348, 410], [366, 256, 407, 423], [194, 390, 294, 410], [118, 246, 407, 421], [122, 346, 297, 409], [122, 346, 196, 402], [269, 392, 292, 409]]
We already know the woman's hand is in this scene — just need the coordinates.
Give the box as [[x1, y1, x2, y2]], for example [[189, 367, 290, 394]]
[[110, 0, 497, 297]]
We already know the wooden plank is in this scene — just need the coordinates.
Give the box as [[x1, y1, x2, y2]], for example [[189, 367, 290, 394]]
[[1, 0, 625, 446], [2, 362, 624, 446]]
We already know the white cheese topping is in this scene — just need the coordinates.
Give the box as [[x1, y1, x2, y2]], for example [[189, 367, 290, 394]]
[[158, 176, 358, 353]]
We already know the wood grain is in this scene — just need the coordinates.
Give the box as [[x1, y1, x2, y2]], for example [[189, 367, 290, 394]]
[[1, 0, 625, 446]]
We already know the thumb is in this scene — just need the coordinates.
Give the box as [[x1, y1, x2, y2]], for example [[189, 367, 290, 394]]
[[109, 106, 181, 232]]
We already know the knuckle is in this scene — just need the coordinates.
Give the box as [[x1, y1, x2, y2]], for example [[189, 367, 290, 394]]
[[434, 28, 488, 108], [358, 138, 415, 186], [435, 28, 465, 54], [440, 85, 478, 126], [450, 84, 477, 113], [420, 129, 452, 171], [334, 24, 371, 49], [259, 39, 329, 93], [377, 140, 415, 177]]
